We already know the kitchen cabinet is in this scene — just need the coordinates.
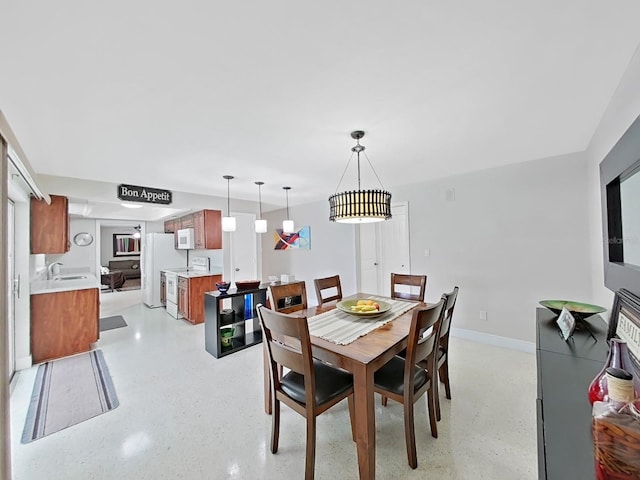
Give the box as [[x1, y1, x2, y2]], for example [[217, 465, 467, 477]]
[[160, 271, 167, 306], [30, 194, 70, 254], [31, 287, 99, 363], [193, 210, 222, 249], [164, 218, 178, 233], [204, 285, 266, 358], [180, 214, 194, 229], [178, 274, 222, 324]]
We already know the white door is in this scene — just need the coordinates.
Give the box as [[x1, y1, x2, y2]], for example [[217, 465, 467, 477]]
[[357, 203, 410, 296], [7, 200, 16, 380], [358, 223, 381, 295], [230, 213, 257, 283]]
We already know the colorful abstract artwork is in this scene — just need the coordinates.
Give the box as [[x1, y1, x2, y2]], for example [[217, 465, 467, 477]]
[[274, 226, 311, 250]]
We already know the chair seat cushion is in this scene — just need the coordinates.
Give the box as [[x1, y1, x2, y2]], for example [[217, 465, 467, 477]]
[[281, 360, 353, 406], [374, 356, 429, 396]]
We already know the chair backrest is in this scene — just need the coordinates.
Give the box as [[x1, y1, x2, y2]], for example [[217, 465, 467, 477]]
[[404, 300, 445, 370], [313, 275, 343, 305], [438, 286, 459, 347], [391, 273, 427, 301], [268, 282, 308, 314], [257, 304, 316, 406]]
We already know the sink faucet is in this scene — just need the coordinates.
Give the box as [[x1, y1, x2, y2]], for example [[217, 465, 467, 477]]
[[47, 262, 63, 280]]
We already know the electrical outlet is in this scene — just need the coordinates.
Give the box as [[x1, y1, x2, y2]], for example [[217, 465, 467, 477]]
[[480, 310, 488, 321]]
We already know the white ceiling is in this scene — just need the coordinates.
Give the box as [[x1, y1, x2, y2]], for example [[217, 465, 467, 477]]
[[2, 1, 640, 213]]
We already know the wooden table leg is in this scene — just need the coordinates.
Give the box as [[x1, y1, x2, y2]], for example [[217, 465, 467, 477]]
[[263, 341, 272, 414], [352, 362, 376, 480]]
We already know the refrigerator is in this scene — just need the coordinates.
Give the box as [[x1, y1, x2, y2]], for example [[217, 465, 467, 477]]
[[142, 233, 187, 308]]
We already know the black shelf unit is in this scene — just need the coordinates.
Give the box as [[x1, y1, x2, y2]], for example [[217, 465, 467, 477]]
[[204, 285, 267, 358]]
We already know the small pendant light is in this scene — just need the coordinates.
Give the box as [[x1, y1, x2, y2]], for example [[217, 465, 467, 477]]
[[254, 181, 267, 233], [282, 186, 295, 234], [222, 175, 236, 232]]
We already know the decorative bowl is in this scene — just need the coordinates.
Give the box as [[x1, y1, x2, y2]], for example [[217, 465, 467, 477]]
[[220, 327, 235, 347], [215, 281, 231, 293], [235, 280, 261, 290], [336, 299, 392, 317], [539, 300, 606, 317]]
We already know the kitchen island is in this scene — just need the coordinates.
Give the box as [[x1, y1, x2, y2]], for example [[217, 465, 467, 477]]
[[30, 273, 100, 363]]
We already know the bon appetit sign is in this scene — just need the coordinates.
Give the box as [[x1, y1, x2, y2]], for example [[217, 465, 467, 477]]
[[117, 184, 172, 205]]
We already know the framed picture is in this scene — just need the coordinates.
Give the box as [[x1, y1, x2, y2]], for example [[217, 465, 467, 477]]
[[113, 234, 141, 257], [607, 288, 640, 371], [273, 226, 311, 250], [556, 307, 576, 341]]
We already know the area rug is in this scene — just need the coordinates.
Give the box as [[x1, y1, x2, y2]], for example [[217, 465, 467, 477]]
[[99, 315, 128, 332], [22, 350, 119, 443]]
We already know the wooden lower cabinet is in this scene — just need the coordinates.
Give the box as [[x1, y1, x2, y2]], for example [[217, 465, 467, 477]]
[[177, 275, 222, 324], [31, 288, 99, 363]]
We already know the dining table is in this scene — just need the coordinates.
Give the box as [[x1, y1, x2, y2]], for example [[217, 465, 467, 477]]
[[262, 292, 424, 480]]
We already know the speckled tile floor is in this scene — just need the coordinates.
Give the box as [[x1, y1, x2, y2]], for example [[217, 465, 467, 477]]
[[10, 290, 537, 479]]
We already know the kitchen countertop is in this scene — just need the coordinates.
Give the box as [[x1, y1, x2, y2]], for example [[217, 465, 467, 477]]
[[162, 268, 224, 279], [31, 274, 100, 295]]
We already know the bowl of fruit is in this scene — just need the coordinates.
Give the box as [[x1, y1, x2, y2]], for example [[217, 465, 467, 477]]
[[336, 299, 391, 317]]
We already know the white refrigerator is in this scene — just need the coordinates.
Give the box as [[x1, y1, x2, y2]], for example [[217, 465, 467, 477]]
[[142, 233, 187, 308]]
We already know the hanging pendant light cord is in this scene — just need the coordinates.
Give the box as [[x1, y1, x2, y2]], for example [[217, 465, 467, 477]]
[[333, 135, 385, 193], [258, 184, 263, 219], [286, 189, 290, 220], [227, 178, 230, 215]]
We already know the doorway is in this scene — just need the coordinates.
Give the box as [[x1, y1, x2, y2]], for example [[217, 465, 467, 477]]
[[357, 202, 410, 296]]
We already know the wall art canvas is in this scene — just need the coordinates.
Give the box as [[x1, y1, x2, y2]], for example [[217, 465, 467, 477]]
[[274, 226, 310, 250]]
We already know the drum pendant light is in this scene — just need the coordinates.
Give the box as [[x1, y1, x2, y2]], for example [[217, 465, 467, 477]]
[[282, 186, 294, 234], [222, 175, 236, 232], [329, 130, 392, 223], [254, 181, 267, 233]]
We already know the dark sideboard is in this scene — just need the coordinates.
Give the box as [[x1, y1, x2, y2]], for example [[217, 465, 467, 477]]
[[536, 308, 610, 480]]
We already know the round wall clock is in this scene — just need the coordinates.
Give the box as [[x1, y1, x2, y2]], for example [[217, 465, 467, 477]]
[[73, 232, 94, 246]]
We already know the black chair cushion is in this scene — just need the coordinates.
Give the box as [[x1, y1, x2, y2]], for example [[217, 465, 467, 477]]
[[280, 360, 353, 406], [374, 357, 429, 396]]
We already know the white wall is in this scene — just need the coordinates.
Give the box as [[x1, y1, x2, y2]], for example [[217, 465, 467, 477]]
[[100, 225, 140, 265], [261, 201, 358, 307], [57, 218, 98, 275], [586, 45, 640, 312], [396, 152, 592, 343]]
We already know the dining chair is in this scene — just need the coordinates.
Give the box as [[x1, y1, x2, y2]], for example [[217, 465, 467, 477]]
[[373, 299, 445, 469], [430, 286, 459, 421], [257, 304, 355, 480], [268, 281, 308, 313], [313, 275, 343, 305], [390, 273, 427, 301]]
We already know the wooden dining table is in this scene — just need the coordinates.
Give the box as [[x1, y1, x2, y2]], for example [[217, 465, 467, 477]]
[[262, 293, 423, 480]]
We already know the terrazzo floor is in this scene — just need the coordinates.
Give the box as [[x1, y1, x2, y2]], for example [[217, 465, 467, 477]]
[[10, 290, 537, 479]]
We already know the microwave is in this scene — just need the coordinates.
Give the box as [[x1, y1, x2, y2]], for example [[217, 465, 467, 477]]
[[176, 228, 195, 250]]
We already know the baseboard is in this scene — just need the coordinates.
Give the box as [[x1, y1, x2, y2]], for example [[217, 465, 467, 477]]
[[450, 327, 535, 353], [16, 354, 33, 371]]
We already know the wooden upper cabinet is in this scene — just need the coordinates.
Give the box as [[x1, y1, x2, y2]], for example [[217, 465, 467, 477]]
[[30, 195, 70, 254], [194, 210, 222, 250], [164, 218, 177, 233], [180, 214, 194, 229]]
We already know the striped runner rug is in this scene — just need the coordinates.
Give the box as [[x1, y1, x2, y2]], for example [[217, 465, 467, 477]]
[[307, 296, 419, 345], [22, 350, 119, 443]]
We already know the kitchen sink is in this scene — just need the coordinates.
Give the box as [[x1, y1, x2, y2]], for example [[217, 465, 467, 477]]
[[54, 275, 87, 281]]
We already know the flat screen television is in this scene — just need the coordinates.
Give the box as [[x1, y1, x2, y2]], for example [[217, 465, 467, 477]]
[[600, 113, 640, 299]]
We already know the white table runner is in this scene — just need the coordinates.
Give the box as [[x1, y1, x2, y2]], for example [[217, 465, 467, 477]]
[[307, 296, 419, 345]]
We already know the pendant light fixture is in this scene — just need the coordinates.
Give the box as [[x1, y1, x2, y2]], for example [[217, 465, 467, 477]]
[[222, 175, 236, 232], [282, 186, 295, 234], [133, 224, 142, 239], [329, 130, 392, 223], [254, 181, 267, 233]]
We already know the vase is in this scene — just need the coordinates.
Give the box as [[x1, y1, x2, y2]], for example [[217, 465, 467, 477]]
[[588, 338, 640, 404]]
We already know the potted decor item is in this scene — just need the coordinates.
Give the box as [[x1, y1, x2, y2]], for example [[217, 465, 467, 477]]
[[220, 326, 235, 347]]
